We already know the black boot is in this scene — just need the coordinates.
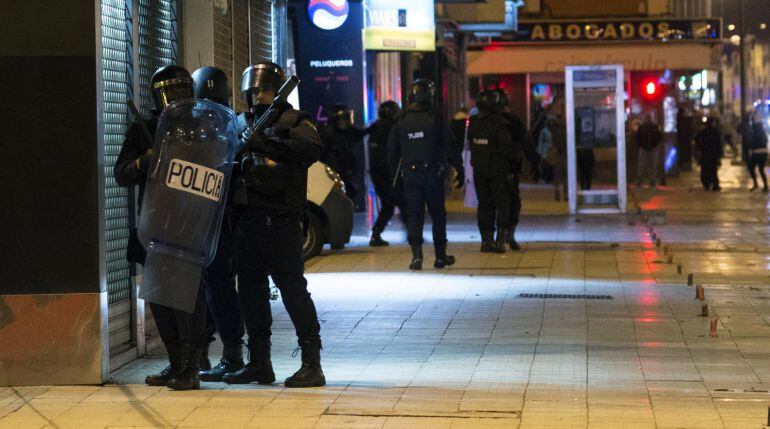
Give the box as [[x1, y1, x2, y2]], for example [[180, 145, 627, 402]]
[[494, 229, 507, 254], [434, 241, 456, 269], [199, 341, 245, 382], [284, 339, 326, 388], [199, 341, 211, 371], [409, 244, 423, 270], [222, 338, 275, 385], [480, 231, 499, 253], [167, 342, 201, 391], [145, 344, 179, 386], [369, 230, 389, 247], [507, 226, 521, 251]]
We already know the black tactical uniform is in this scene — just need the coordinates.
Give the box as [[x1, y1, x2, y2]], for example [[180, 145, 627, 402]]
[[387, 79, 464, 270], [368, 101, 407, 247], [114, 65, 206, 391], [695, 117, 723, 191], [496, 89, 538, 251], [222, 62, 325, 388], [188, 66, 247, 383], [320, 104, 366, 211], [468, 90, 514, 253]]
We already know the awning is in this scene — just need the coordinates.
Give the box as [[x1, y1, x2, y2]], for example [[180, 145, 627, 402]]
[[468, 42, 721, 74]]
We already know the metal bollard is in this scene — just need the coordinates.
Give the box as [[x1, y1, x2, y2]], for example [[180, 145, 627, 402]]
[[663, 245, 669, 255], [656, 238, 662, 248], [701, 304, 709, 317], [695, 285, 705, 301], [710, 318, 718, 337], [677, 263, 683, 274], [687, 273, 693, 285], [667, 254, 674, 264]]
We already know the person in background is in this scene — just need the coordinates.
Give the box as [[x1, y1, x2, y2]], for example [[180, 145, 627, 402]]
[[676, 107, 694, 171], [634, 115, 663, 188], [739, 111, 755, 176], [748, 112, 769, 192], [541, 102, 567, 201], [695, 116, 723, 192], [367, 101, 407, 246], [320, 103, 366, 211]]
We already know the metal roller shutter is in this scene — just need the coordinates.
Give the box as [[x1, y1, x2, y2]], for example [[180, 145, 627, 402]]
[[251, 0, 274, 63], [101, 0, 134, 352], [137, 0, 178, 117]]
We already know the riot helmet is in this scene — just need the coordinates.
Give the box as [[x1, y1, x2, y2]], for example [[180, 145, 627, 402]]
[[407, 79, 436, 112], [495, 89, 510, 111], [476, 90, 501, 114], [241, 62, 286, 110], [378, 101, 401, 121], [151, 65, 194, 112], [192, 66, 230, 107], [329, 103, 354, 129]]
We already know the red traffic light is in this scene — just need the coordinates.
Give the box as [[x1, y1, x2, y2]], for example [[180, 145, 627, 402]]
[[645, 81, 657, 96], [640, 79, 663, 102]]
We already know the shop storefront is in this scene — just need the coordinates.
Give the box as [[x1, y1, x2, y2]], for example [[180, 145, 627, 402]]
[[467, 18, 722, 179]]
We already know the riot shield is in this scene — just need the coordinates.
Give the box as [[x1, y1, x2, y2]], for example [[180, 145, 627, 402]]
[[138, 99, 240, 313]]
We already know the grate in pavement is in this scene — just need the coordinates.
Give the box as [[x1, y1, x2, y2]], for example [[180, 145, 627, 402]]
[[518, 293, 614, 300]]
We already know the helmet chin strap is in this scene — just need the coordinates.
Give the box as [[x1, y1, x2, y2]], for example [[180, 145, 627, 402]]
[[252, 104, 269, 117]]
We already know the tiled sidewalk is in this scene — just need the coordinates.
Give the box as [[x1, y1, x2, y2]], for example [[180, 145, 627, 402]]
[[2, 164, 770, 428]]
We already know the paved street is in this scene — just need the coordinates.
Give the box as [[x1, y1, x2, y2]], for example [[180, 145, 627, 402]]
[[3, 164, 770, 428]]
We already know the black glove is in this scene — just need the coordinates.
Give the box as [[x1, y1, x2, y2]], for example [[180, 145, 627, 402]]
[[135, 149, 152, 172], [246, 131, 270, 154], [453, 167, 465, 190]]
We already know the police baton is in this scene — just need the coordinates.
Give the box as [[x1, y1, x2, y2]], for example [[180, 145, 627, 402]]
[[392, 158, 402, 188], [126, 98, 154, 148]]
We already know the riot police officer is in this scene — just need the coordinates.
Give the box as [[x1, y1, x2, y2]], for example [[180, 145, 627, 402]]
[[222, 62, 326, 388], [320, 103, 366, 211], [189, 66, 246, 383], [496, 89, 538, 251], [468, 90, 514, 253], [387, 79, 464, 270], [368, 101, 407, 246], [115, 65, 206, 390]]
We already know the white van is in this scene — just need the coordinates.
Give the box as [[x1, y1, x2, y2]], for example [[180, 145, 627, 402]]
[[304, 162, 354, 260]]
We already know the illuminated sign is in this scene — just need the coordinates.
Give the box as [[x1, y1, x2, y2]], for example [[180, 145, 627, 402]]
[[485, 19, 721, 44], [364, 0, 435, 51], [308, 0, 349, 31]]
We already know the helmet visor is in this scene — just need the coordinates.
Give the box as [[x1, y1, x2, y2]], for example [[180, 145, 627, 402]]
[[242, 66, 285, 93], [153, 78, 194, 109]]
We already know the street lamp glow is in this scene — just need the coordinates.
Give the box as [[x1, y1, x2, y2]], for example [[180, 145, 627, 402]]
[[730, 34, 741, 45], [728, 24, 736, 31], [760, 23, 767, 30]]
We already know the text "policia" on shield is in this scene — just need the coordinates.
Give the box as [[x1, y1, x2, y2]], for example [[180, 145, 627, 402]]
[[165, 159, 224, 202]]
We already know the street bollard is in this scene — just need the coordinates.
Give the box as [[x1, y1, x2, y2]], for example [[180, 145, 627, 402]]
[[656, 238, 662, 248], [701, 304, 709, 317], [696, 285, 705, 301], [710, 318, 718, 337], [687, 273, 693, 285], [667, 254, 674, 264], [677, 263, 683, 274], [664, 245, 669, 255]]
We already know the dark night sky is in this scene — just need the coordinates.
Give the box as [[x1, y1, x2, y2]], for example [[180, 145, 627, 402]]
[[713, 0, 770, 41]]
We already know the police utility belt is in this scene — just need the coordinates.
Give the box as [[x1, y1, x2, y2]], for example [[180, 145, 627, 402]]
[[403, 160, 446, 175], [233, 148, 296, 206]]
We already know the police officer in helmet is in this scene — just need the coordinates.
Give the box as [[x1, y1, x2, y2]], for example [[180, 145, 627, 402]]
[[115, 65, 209, 390], [320, 103, 365, 209], [495, 88, 538, 251], [188, 66, 247, 383], [222, 62, 326, 388], [468, 90, 515, 253], [388, 78, 464, 270], [368, 101, 407, 246]]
